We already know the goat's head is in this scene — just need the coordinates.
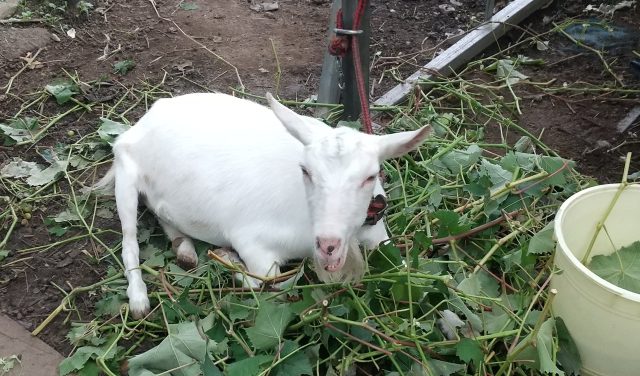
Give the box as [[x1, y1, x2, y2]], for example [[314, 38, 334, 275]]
[[266, 93, 431, 275]]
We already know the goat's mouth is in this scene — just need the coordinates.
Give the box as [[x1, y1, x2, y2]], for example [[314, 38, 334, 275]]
[[324, 258, 342, 272], [318, 251, 347, 273]]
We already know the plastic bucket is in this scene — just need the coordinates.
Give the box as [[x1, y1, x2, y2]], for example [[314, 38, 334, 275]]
[[552, 183, 640, 376]]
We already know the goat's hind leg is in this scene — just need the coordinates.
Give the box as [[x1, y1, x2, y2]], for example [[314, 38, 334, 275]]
[[114, 156, 150, 319], [158, 220, 198, 270]]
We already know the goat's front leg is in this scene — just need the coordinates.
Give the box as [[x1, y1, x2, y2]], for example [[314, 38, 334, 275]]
[[233, 246, 281, 288], [114, 160, 150, 319]]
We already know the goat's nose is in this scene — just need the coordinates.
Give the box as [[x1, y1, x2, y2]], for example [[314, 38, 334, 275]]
[[316, 237, 341, 256]]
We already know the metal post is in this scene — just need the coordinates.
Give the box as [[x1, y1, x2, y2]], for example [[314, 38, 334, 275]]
[[316, 0, 343, 118], [485, 0, 496, 20], [340, 0, 370, 122]]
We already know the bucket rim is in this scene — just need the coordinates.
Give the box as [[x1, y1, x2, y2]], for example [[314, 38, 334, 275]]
[[554, 183, 640, 303]]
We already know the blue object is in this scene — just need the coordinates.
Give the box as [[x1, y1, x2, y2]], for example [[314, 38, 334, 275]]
[[561, 20, 640, 54], [632, 60, 640, 79]]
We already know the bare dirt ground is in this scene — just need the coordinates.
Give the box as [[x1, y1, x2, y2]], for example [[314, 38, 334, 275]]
[[1, 0, 639, 358]]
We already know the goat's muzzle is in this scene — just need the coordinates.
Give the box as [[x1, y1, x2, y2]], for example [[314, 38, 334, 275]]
[[315, 236, 346, 272]]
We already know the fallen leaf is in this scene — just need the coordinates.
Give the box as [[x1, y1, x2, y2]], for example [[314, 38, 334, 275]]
[[26, 159, 68, 186], [245, 299, 294, 350], [127, 314, 222, 376], [456, 338, 484, 365], [0, 117, 39, 143], [97, 118, 130, 145], [179, 2, 199, 10], [66, 28, 76, 39], [1, 158, 42, 179], [589, 240, 640, 293], [528, 221, 555, 254]]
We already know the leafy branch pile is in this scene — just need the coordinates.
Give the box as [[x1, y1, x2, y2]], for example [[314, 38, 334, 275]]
[[2, 59, 610, 376]]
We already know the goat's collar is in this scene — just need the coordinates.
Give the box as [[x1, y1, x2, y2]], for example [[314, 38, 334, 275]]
[[364, 194, 387, 226]]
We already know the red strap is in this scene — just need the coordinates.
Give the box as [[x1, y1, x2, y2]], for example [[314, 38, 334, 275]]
[[327, 0, 372, 135]]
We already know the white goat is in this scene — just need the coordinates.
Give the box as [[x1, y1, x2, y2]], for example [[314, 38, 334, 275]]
[[93, 92, 431, 318]]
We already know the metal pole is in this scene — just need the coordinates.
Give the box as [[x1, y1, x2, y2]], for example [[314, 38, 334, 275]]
[[316, 0, 343, 118], [340, 0, 370, 122]]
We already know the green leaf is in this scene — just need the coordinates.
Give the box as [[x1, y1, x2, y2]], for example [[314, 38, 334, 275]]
[[427, 359, 466, 376], [273, 340, 313, 376], [45, 81, 78, 104], [245, 299, 294, 350], [588, 241, 640, 293], [0, 251, 9, 262], [0, 158, 42, 178], [539, 156, 573, 187], [201, 353, 222, 376], [556, 317, 582, 375], [94, 293, 126, 317], [457, 270, 500, 299], [528, 221, 555, 254], [127, 314, 221, 376], [97, 118, 130, 145], [512, 317, 565, 375], [431, 210, 471, 237], [435, 144, 481, 173], [113, 60, 136, 75], [179, 2, 199, 10], [25, 159, 68, 186], [59, 345, 119, 376], [481, 306, 513, 334], [2, 157, 68, 186], [226, 355, 272, 376], [0, 117, 38, 143], [493, 59, 529, 85], [368, 241, 403, 272], [0, 355, 21, 374], [456, 338, 484, 366], [479, 159, 513, 190]]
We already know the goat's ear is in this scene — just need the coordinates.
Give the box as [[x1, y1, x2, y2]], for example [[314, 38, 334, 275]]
[[376, 125, 432, 160], [266, 92, 318, 145]]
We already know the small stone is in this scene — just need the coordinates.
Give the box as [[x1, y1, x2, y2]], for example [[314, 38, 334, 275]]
[[51, 33, 61, 42], [0, 0, 19, 19]]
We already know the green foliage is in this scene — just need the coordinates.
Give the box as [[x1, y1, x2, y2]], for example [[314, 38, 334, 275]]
[[0, 117, 38, 144], [1, 69, 589, 375], [528, 221, 556, 254], [244, 299, 294, 350], [512, 318, 566, 375], [0, 156, 68, 186], [588, 240, 640, 293], [58, 343, 121, 376], [555, 318, 582, 375], [113, 60, 136, 75], [97, 118, 130, 145], [455, 338, 484, 366], [127, 314, 223, 376], [179, 2, 199, 11], [45, 81, 78, 105]]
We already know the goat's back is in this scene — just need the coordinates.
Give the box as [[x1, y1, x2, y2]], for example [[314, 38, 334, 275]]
[[113, 93, 314, 257]]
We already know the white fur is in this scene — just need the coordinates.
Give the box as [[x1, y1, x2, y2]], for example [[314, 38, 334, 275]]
[[94, 92, 431, 318]]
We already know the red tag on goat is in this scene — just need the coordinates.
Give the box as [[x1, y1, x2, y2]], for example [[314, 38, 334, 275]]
[[364, 194, 387, 226]]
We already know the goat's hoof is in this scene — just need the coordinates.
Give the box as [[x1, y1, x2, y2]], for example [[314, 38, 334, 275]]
[[129, 297, 150, 319], [176, 253, 198, 270]]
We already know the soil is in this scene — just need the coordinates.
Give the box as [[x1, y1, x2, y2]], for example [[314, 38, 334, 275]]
[[0, 0, 639, 359]]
